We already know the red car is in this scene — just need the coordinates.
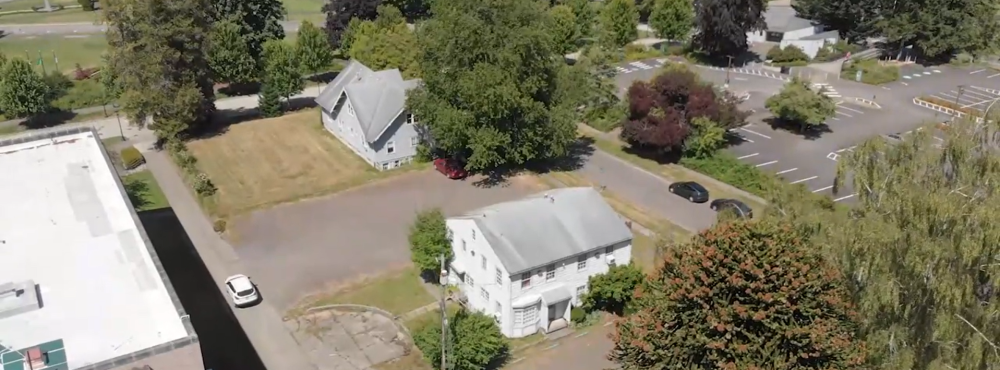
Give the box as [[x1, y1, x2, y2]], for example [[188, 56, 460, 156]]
[[434, 158, 468, 179]]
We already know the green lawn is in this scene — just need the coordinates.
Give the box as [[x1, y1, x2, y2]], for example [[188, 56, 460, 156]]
[[124, 170, 170, 211], [0, 35, 107, 73], [295, 267, 435, 316], [283, 0, 325, 22], [0, 0, 100, 24]]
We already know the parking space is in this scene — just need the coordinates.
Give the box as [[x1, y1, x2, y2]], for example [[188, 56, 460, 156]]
[[728, 123, 840, 199], [926, 85, 1000, 112]]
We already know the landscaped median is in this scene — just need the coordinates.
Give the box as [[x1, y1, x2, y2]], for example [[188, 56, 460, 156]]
[[913, 96, 986, 122], [840, 59, 900, 85]]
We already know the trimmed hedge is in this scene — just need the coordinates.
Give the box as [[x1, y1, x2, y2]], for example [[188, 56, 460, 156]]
[[120, 147, 145, 170], [840, 59, 899, 85]]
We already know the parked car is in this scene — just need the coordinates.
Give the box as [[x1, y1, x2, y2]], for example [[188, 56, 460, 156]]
[[882, 133, 904, 143], [710, 199, 753, 219], [434, 158, 468, 179], [668, 181, 709, 203], [225, 274, 261, 308]]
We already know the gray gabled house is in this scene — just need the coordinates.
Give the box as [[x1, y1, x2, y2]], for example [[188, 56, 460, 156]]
[[315, 60, 421, 170]]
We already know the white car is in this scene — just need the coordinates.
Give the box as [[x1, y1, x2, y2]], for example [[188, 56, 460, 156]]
[[225, 274, 260, 308]]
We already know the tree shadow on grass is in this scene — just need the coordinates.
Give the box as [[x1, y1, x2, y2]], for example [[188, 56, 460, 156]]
[[472, 136, 597, 188], [191, 96, 319, 139], [22, 109, 80, 129], [762, 117, 831, 140], [218, 82, 261, 97], [622, 143, 683, 165], [124, 177, 151, 210]]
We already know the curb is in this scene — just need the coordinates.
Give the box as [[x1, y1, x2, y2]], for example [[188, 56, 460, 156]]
[[912, 98, 984, 123], [851, 97, 882, 109]]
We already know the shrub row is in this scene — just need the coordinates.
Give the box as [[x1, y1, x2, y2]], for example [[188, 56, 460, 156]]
[[813, 41, 862, 62], [120, 146, 145, 170], [766, 45, 810, 66], [623, 44, 663, 62], [167, 140, 218, 198], [840, 59, 900, 85]]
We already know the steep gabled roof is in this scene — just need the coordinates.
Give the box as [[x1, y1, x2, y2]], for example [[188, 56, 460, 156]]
[[454, 187, 633, 275], [315, 60, 421, 143]]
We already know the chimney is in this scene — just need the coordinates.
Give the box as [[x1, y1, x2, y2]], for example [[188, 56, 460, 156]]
[[544, 194, 555, 203]]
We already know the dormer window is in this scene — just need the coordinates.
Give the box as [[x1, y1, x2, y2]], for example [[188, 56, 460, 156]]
[[406, 114, 416, 125], [348, 103, 355, 117], [472, 229, 476, 240]]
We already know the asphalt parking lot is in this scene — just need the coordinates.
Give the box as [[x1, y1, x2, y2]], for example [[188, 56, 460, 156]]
[[925, 85, 1000, 113]]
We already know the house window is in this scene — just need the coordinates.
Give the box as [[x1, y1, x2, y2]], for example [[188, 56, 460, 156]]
[[521, 273, 531, 289], [523, 305, 538, 324], [406, 114, 416, 125], [495, 268, 502, 285], [577, 256, 587, 271], [334, 93, 347, 110], [481, 287, 489, 300], [387, 141, 395, 154], [411, 136, 420, 147], [606, 246, 613, 254], [576, 285, 587, 301], [472, 229, 476, 240], [545, 265, 556, 281], [481, 256, 487, 270], [381, 163, 389, 170], [462, 239, 467, 251], [393, 160, 400, 168], [468, 275, 475, 288]]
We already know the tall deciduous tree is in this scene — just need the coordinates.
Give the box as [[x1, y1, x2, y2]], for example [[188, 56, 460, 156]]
[[792, 0, 884, 43], [832, 116, 1000, 370], [104, 0, 215, 141], [346, 5, 420, 78], [648, 0, 693, 41], [765, 78, 836, 132], [208, 19, 258, 86], [600, 0, 639, 48], [413, 309, 509, 370], [296, 20, 336, 77], [0, 59, 50, 118], [549, 5, 580, 55], [566, 0, 595, 39], [407, 208, 452, 276], [407, 0, 578, 172], [612, 221, 866, 370], [381, 0, 429, 21], [322, 0, 380, 50], [692, 0, 766, 59], [211, 0, 286, 60], [261, 40, 303, 105]]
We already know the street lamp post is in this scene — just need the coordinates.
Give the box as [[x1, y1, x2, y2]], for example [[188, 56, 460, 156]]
[[725, 55, 734, 89]]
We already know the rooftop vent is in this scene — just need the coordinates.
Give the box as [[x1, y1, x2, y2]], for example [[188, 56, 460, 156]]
[[0, 280, 42, 320]]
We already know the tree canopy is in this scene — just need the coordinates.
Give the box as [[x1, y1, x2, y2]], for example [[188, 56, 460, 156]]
[[599, 0, 639, 48], [582, 263, 645, 315], [612, 221, 866, 370], [0, 59, 51, 118], [692, 0, 766, 58], [104, 0, 215, 141], [210, 0, 286, 60], [323, 0, 380, 49], [345, 5, 421, 78], [548, 5, 580, 55], [296, 20, 336, 76], [648, 0, 693, 41], [208, 18, 258, 85], [619, 66, 747, 155], [261, 40, 304, 102], [407, 208, 452, 276], [413, 309, 509, 370], [406, 0, 578, 172], [828, 116, 1000, 370], [765, 77, 836, 132]]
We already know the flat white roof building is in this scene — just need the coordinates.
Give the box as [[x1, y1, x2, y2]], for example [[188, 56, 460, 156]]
[[0, 127, 198, 370]]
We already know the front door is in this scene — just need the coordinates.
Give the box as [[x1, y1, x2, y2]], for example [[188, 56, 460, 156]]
[[548, 304, 557, 321]]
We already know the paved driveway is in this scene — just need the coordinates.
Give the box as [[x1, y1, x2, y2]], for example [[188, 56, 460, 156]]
[[230, 170, 541, 310], [508, 324, 617, 370]]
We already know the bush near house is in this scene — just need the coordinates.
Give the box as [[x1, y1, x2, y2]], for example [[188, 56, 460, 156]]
[[120, 146, 145, 170], [840, 59, 900, 85], [765, 45, 810, 66], [814, 41, 862, 62]]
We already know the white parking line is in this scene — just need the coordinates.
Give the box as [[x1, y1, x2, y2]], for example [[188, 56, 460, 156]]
[[813, 185, 834, 193], [790, 176, 818, 184], [834, 194, 856, 202], [737, 153, 759, 159], [740, 128, 772, 139], [755, 160, 778, 167], [830, 117, 841, 121], [838, 105, 864, 114], [835, 111, 853, 117], [903, 75, 912, 79], [901, 82, 908, 86], [989, 73, 1000, 79], [734, 77, 748, 81], [776, 168, 798, 175], [971, 69, 986, 74]]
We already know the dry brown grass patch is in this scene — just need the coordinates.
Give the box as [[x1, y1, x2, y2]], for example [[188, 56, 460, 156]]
[[187, 110, 415, 216]]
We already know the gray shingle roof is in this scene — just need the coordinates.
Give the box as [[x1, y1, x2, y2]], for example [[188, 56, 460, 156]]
[[765, 6, 814, 33], [315, 60, 421, 142], [456, 187, 633, 275]]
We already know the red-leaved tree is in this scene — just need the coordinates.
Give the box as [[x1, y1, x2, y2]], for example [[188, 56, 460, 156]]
[[619, 67, 747, 155], [610, 221, 866, 370]]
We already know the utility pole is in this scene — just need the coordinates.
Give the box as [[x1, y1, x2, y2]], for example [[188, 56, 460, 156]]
[[438, 254, 448, 370], [725, 55, 734, 89], [954, 85, 965, 108]]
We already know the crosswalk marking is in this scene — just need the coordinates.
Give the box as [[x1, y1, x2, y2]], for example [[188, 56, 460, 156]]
[[630, 62, 653, 70], [615, 66, 629, 73]]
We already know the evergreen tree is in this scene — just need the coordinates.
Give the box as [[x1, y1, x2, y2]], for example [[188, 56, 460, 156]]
[[566, 0, 595, 39], [407, 0, 577, 172], [0, 59, 50, 118], [104, 0, 216, 141], [693, 0, 766, 59], [322, 0, 381, 49], [208, 19, 258, 86], [549, 5, 580, 55], [211, 0, 287, 60], [830, 115, 1000, 370], [258, 81, 282, 117], [599, 0, 639, 48]]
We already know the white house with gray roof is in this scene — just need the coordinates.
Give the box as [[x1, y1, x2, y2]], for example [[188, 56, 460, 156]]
[[445, 187, 634, 338], [315, 60, 421, 170], [747, 5, 839, 58]]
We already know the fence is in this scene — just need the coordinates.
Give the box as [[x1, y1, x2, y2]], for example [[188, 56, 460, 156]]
[[853, 97, 882, 109], [912, 97, 984, 123]]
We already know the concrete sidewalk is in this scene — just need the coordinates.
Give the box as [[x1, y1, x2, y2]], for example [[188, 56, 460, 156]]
[[142, 146, 323, 370]]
